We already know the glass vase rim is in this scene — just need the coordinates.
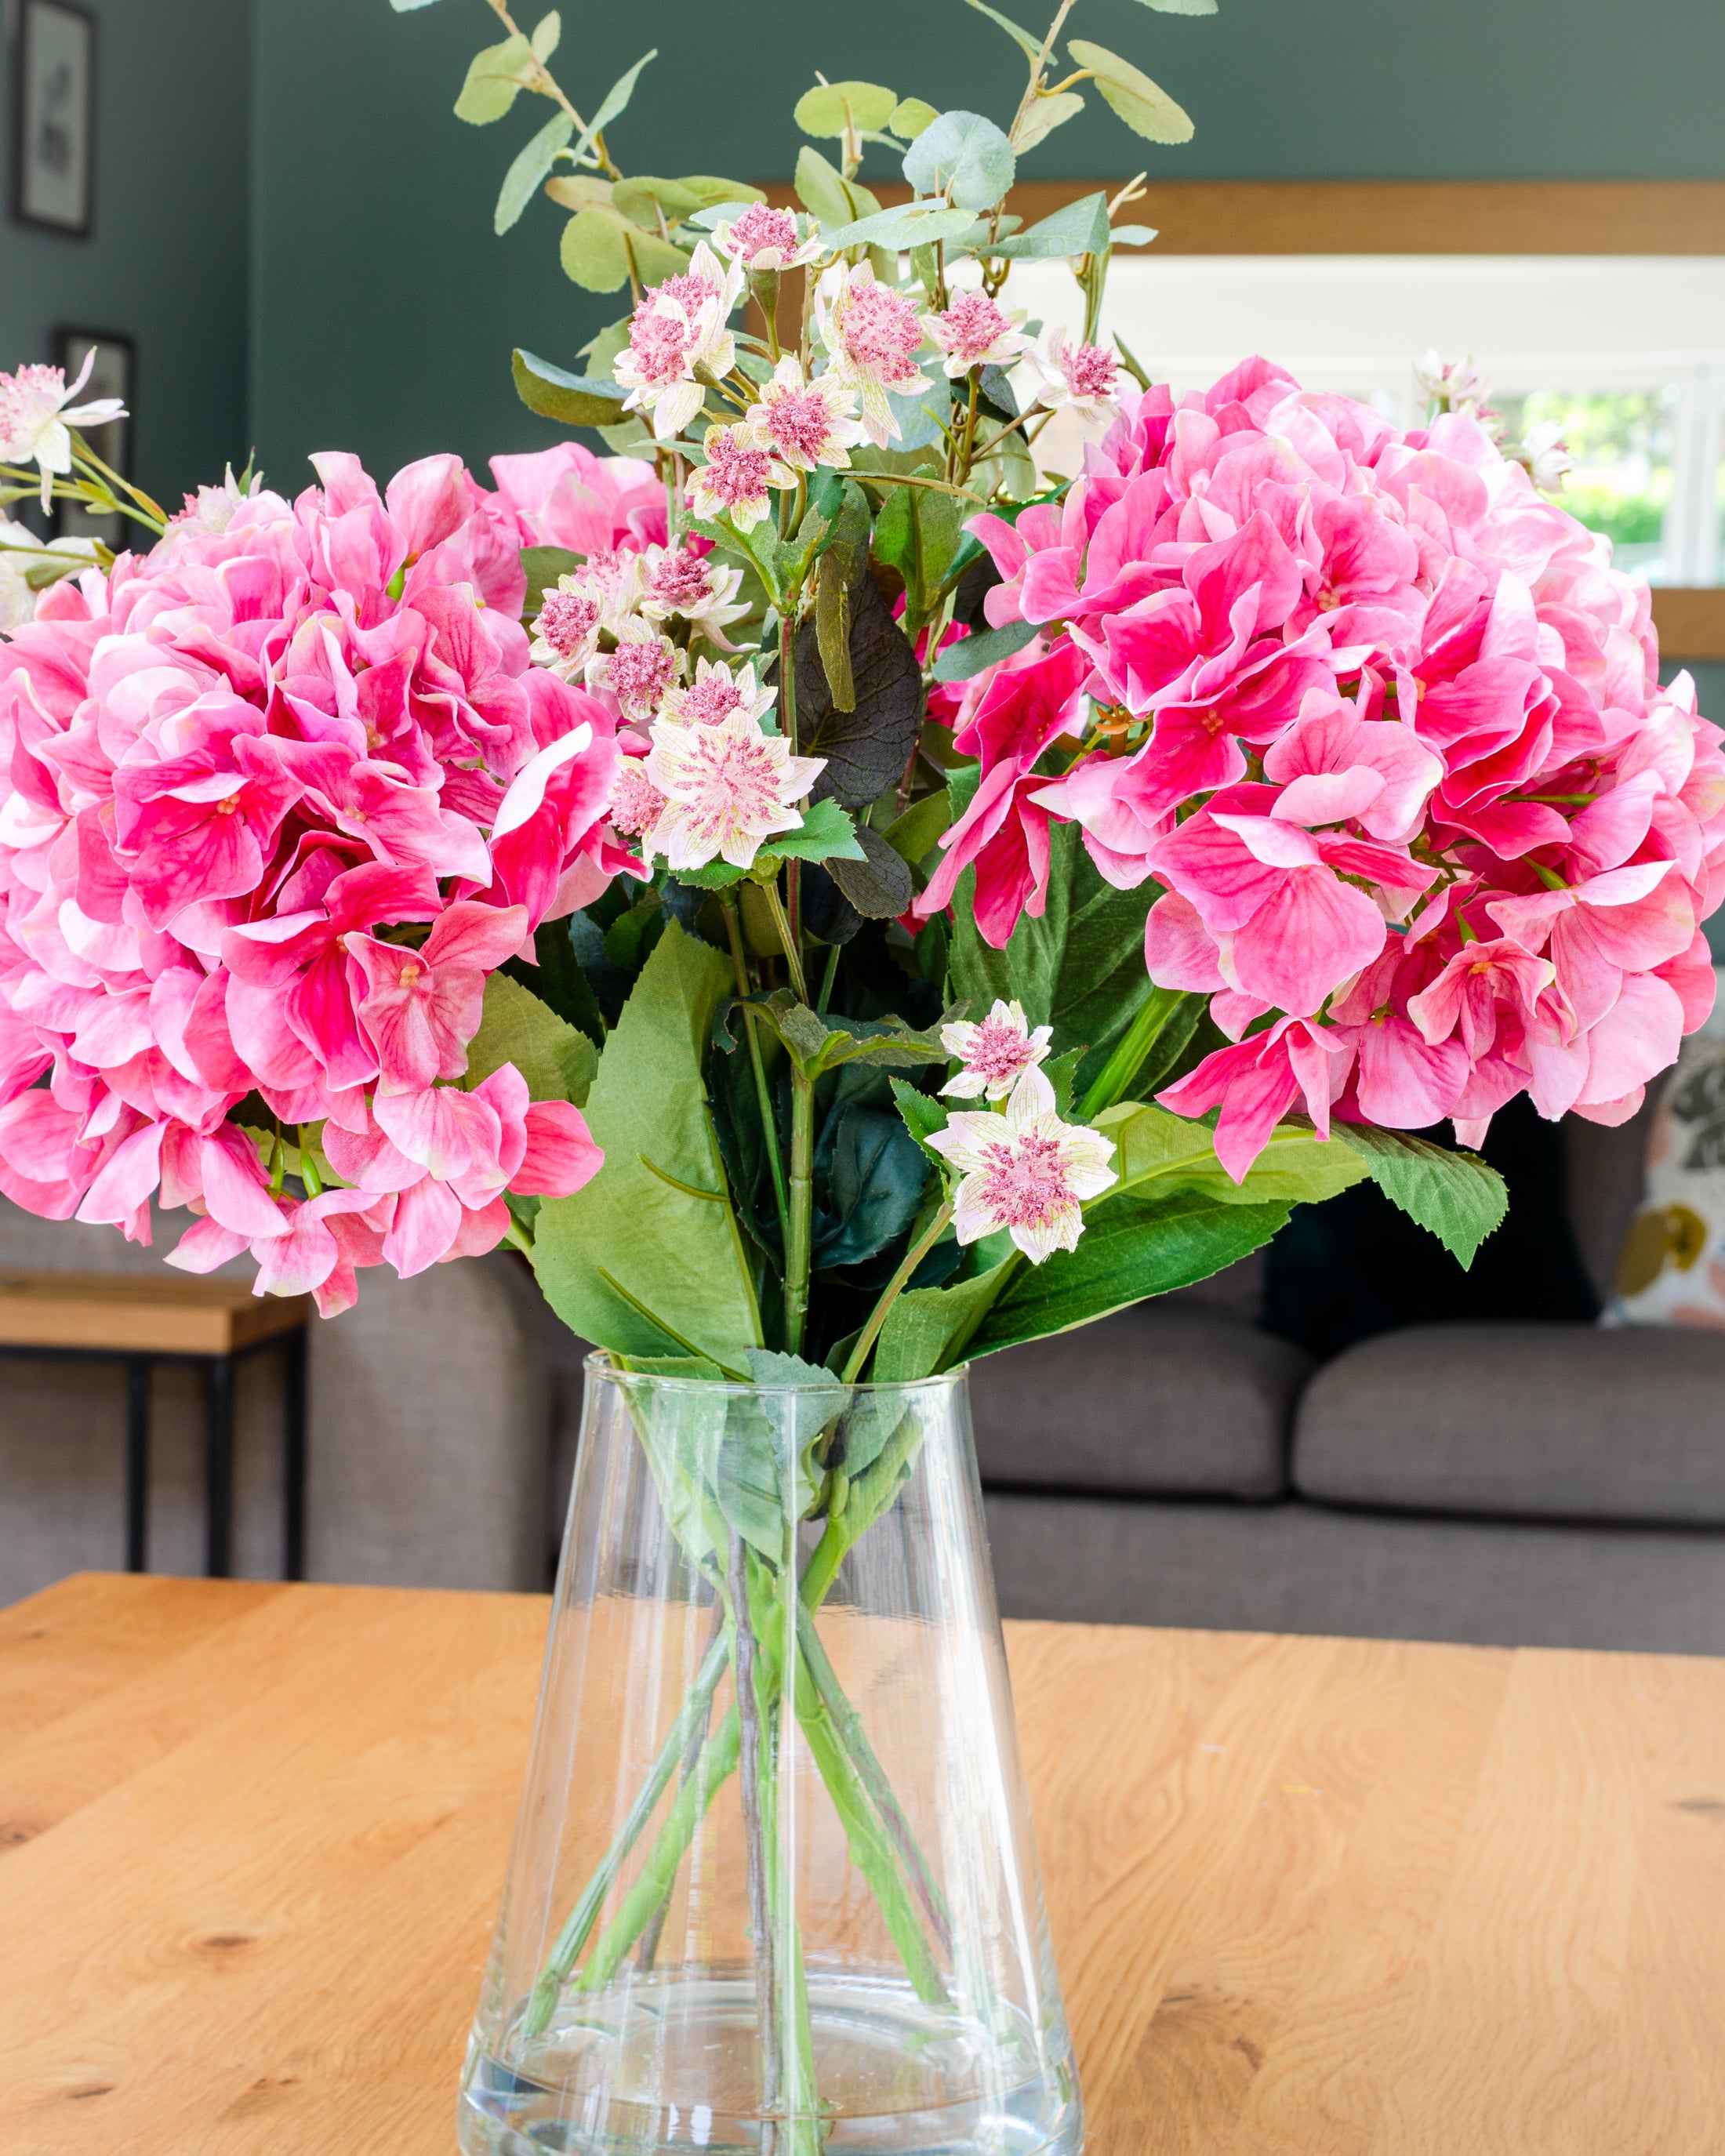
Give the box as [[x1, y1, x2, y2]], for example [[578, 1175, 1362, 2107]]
[[583, 1349, 969, 1397]]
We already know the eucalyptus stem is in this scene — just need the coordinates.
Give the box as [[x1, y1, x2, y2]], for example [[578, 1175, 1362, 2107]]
[[721, 895, 790, 1241], [729, 1533, 780, 2133], [841, 1197, 955, 1383], [783, 1065, 815, 1357]]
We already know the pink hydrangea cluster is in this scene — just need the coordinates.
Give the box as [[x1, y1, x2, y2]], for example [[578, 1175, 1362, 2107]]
[[0, 450, 639, 1311], [923, 357, 1723, 1179]]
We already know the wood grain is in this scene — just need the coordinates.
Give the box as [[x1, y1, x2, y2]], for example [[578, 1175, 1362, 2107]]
[[757, 178, 1725, 255], [1, 1576, 1723, 2153], [1651, 590, 1725, 664], [0, 1272, 310, 1356]]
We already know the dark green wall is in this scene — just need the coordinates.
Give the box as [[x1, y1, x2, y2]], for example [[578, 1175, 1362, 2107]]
[[248, 0, 1725, 498], [0, 0, 250, 514]]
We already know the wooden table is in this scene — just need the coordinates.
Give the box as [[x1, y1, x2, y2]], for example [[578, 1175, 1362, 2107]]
[[0, 1274, 310, 1577], [1, 1575, 1722, 2154]]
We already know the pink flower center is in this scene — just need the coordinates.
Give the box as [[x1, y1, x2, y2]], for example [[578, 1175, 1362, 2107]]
[[935, 293, 1010, 369], [1068, 343, 1117, 398], [536, 590, 601, 657], [626, 307, 695, 387], [697, 433, 772, 510], [676, 728, 786, 833], [964, 1017, 1037, 1083], [681, 673, 746, 725], [610, 760, 668, 836], [608, 638, 677, 713], [729, 203, 799, 266], [976, 1132, 1073, 1231], [656, 270, 721, 318], [761, 385, 834, 466], [649, 547, 714, 611], [838, 282, 924, 387]]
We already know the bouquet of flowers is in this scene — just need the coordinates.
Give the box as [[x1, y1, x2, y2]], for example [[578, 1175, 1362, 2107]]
[[2, 0, 1719, 2143]]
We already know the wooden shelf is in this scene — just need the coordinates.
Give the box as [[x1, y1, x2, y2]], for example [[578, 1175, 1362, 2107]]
[[0, 1272, 310, 1357], [1651, 590, 1725, 664]]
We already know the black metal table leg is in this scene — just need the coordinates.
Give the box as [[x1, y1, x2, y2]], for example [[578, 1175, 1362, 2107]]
[[283, 1328, 307, 1581], [125, 1357, 151, 1573], [205, 1353, 234, 1578]]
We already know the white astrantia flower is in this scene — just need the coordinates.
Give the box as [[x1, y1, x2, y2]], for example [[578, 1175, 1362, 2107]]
[[711, 201, 826, 274], [815, 260, 932, 449], [590, 617, 684, 720], [612, 244, 745, 445], [642, 706, 825, 872], [638, 541, 750, 645], [657, 655, 779, 732], [1011, 328, 1121, 419], [528, 572, 608, 677], [1521, 420, 1574, 494], [921, 290, 1031, 380], [928, 1065, 1117, 1265], [744, 356, 865, 476], [0, 352, 127, 511], [939, 998, 1054, 1102]]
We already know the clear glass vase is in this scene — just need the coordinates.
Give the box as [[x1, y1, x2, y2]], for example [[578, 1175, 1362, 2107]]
[[459, 1356, 1082, 2156]]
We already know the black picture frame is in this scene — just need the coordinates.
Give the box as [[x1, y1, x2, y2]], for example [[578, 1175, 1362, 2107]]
[[11, 0, 96, 240], [50, 328, 133, 544]]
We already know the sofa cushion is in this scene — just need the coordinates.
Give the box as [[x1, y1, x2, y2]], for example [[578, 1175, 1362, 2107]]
[[968, 1298, 1310, 1501], [1293, 1320, 1725, 1526]]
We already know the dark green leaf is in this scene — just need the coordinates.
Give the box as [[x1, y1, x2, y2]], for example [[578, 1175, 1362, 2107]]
[[827, 826, 913, 920], [881, 787, 951, 866], [891, 1077, 950, 1162], [1099, 1102, 1366, 1210], [1331, 1124, 1508, 1269], [762, 796, 868, 868], [787, 572, 924, 811], [931, 617, 1038, 681], [532, 924, 762, 1364], [513, 348, 628, 423], [813, 1094, 930, 1268], [503, 917, 609, 1043]]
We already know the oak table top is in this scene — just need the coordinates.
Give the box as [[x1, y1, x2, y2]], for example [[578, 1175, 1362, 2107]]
[[1, 1574, 1721, 2154]]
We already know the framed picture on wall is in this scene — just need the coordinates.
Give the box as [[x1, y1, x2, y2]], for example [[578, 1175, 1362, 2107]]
[[11, 0, 96, 238], [51, 329, 132, 544]]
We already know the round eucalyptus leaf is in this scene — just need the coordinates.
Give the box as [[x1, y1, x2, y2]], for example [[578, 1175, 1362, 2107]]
[[794, 80, 899, 139], [902, 110, 1016, 213]]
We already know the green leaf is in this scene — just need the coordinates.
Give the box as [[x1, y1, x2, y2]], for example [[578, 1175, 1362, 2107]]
[[503, 917, 608, 1044], [513, 347, 628, 423], [529, 9, 561, 59], [390, 0, 445, 10], [677, 174, 766, 209], [814, 1083, 930, 1267], [872, 1259, 1013, 1381], [871, 476, 961, 627], [888, 97, 940, 141], [1136, 0, 1217, 13], [623, 225, 692, 285], [532, 924, 762, 1365], [794, 147, 881, 230], [520, 544, 585, 619], [569, 49, 657, 168], [822, 201, 980, 252], [1012, 92, 1086, 154], [463, 971, 598, 1107], [1098, 1102, 1367, 1210], [763, 796, 868, 868], [794, 81, 899, 139], [455, 33, 534, 125], [946, 804, 1157, 1105], [1331, 1124, 1508, 1269], [991, 190, 1111, 260], [559, 209, 632, 292], [968, 1190, 1288, 1358], [902, 111, 1017, 213], [827, 826, 913, 920], [881, 786, 951, 866], [715, 1406, 784, 1556], [1067, 38, 1195, 143], [496, 110, 573, 234], [1109, 223, 1159, 247], [962, 0, 1044, 61], [930, 618, 1037, 681]]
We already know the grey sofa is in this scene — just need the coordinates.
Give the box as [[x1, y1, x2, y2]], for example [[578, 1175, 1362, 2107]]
[[979, 1096, 1725, 1657], [4, 1093, 1721, 1657]]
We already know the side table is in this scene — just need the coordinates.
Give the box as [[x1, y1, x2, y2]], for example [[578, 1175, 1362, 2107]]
[[0, 1272, 311, 1579]]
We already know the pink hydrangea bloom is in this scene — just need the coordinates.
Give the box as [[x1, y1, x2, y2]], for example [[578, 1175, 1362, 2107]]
[[0, 451, 622, 1310], [927, 356, 1725, 1178]]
